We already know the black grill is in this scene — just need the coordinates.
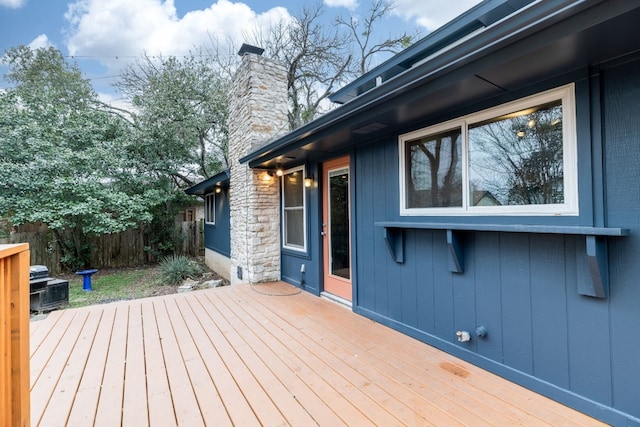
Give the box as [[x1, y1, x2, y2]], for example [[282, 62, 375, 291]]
[[29, 265, 69, 312]]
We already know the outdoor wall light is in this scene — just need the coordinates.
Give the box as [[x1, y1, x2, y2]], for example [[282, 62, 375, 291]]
[[275, 167, 284, 177], [215, 186, 222, 194], [304, 176, 314, 188]]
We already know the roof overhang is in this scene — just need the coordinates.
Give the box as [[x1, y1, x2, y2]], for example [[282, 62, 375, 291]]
[[184, 169, 230, 196], [329, 0, 537, 105], [240, 0, 640, 170]]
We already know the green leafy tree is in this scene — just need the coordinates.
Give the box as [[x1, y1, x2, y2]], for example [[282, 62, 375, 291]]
[[0, 46, 164, 269], [116, 51, 230, 187]]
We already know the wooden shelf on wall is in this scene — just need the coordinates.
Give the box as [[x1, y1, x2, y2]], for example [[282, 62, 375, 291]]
[[376, 222, 630, 299]]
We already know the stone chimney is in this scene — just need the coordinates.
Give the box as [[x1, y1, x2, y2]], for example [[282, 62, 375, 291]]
[[227, 47, 288, 285]]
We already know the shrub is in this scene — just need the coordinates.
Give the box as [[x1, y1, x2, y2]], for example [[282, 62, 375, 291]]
[[157, 255, 205, 285]]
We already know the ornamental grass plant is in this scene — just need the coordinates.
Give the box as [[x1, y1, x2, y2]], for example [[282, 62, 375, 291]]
[[157, 254, 206, 286]]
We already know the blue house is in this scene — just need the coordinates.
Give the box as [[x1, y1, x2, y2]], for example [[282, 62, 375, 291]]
[[192, 0, 640, 423], [185, 170, 231, 280]]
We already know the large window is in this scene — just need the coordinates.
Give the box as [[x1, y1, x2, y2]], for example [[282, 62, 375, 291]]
[[205, 192, 216, 224], [399, 85, 577, 216], [282, 166, 306, 251]]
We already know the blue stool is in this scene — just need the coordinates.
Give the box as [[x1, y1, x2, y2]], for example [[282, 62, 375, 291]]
[[75, 269, 99, 291]]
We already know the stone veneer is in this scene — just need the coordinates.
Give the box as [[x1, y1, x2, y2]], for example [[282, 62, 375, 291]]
[[228, 52, 288, 285]]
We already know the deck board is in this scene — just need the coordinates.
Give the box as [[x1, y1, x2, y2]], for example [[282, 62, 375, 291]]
[[30, 282, 607, 427], [31, 310, 88, 426], [232, 286, 468, 426], [258, 287, 540, 425], [214, 289, 379, 427], [180, 296, 261, 426], [153, 299, 205, 426], [93, 303, 128, 427], [122, 302, 149, 427], [39, 308, 102, 425], [66, 305, 116, 426], [140, 300, 176, 427], [213, 290, 349, 427]]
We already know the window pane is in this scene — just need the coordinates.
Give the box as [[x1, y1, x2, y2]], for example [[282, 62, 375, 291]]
[[329, 169, 350, 279], [285, 209, 304, 248], [283, 171, 303, 207], [406, 129, 462, 208], [468, 101, 564, 206], [205, 194, 215, 223]]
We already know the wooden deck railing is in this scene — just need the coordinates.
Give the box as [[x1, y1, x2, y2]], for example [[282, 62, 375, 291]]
[[1, 243, 30, 427]]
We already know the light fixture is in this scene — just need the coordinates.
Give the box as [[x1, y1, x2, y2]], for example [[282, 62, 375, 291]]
[[275, 166, 284, 177], [215, 186, 222, 194], [304, 176, 314, 188], [516, 130, 526, 138], [527, 119, 536, 128]]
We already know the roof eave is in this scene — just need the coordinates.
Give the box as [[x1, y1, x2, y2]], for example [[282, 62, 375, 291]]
[[241, 0, 632, 169], [329, 0, 536, 105], [184, 169, 230, 195]]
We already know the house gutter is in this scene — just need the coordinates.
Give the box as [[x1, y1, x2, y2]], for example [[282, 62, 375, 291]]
[[239, 0, 620, 168], [328, 0, 536, 105]]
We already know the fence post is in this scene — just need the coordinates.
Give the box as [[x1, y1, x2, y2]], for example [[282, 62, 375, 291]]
[[0, 243, 30, 427]]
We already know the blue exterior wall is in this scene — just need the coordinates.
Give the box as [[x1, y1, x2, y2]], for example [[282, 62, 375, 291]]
[[280, 163, 322, 295], [350, 56, 640, 425], [204, 188, 231, 257]]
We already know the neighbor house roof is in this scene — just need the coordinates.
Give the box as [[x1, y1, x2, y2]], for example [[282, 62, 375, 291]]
[[240, 0, 640, 169], [184, 169, 230, 196]]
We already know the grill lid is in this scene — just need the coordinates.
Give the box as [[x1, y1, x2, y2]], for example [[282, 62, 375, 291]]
[[30, 265, 49, 280]]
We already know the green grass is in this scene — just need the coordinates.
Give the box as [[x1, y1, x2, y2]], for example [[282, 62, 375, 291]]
[[67, 268, 156, 309]]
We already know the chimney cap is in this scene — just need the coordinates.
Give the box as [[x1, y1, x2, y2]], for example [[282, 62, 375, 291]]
[[238, 43, 264, 56]]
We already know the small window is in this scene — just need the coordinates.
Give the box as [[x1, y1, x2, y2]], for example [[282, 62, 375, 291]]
[[205, 193, 215, 224], [282, 166, 306, 251], [399, 84, 577, 216]]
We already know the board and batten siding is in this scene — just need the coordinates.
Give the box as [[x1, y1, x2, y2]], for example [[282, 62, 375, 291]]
[[601, 56, 640, 420], [204, 187, 231, 257], [352, 57, 640, 424]]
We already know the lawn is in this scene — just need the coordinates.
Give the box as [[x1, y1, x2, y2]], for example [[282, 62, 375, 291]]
[[65, 266, 168, 309]]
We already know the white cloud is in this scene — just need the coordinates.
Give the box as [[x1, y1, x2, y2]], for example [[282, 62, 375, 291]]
[[63, 0, 291, 71], [97, 91, 134, 113], [0, 0, 26, 9], [324, 0, 358, 11], [28, 34, 54, 50], [394, 0, 483, 32]]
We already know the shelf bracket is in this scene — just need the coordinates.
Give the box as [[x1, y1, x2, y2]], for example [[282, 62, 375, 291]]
[[383, 227, 404, 263], [447, 230, 464, 274], [582, 235, 609, 298]]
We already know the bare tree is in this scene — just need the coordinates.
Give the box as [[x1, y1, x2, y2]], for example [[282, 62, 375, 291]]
[[337, 0, 417, 76], [247, 3, 353, 129], [215, 1, 420, 131]]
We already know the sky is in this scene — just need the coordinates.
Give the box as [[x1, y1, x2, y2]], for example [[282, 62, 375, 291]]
[[0, 0, 482, 106]]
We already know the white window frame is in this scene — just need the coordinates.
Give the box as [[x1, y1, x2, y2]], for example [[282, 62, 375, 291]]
[[281, 165, 307, 252], [204, 192, 216, 224], [399, 84, 578, 216]]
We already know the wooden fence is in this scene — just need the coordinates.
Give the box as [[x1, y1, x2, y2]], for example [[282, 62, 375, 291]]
[[0, 243, 30, 427], [6, 221, 203, 275]]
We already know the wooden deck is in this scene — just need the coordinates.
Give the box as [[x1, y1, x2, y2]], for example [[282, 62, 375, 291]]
[[30, 282, 605, 426]]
